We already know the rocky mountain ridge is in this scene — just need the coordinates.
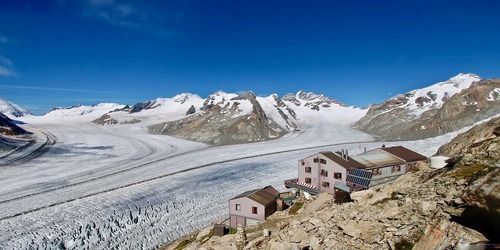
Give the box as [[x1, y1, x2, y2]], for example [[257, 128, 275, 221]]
[[355, 73, 500, 140], [149, 92, 287, 145]]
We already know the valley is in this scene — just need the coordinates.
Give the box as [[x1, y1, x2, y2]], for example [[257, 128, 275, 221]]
[[0, 73, 498, 248]]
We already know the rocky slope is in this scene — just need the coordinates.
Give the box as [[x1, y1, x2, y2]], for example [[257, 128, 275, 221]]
[[148, 92, 287, 145], [170, 119, 499, 249], [355, 73, 500, 140], [0, 112, 29, 136], [437, 116, 500, 157], [0, 112, 32, 153]]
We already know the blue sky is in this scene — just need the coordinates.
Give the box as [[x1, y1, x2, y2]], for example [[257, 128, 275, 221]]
[[0, 0, 499, 114]]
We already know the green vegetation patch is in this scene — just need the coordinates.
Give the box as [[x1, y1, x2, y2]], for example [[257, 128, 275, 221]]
[[448, 163, 493, 181], [199, 230, 213, 243], [174, 239, 192, 250], [288, 201, 304, 215]]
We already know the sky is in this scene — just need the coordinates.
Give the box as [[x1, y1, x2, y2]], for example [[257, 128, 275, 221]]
[[0, 0, 499, 114]]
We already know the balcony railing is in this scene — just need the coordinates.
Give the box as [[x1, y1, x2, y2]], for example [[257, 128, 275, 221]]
[[284, 178, 319, 194]]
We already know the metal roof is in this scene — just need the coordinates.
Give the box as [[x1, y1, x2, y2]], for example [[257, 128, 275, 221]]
[[231, 186, 278, 206], [351, 149, 405, 169]]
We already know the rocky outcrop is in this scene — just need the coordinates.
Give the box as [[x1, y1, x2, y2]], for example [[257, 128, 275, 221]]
[[413, 215, 488, 250], [92, 114, 119, 125], [0, 112, 30, 136], [149, 92, 287, 145], [356, 73, 500, 140], [436, 116, 500, 157], [186, 105, 196, 115]]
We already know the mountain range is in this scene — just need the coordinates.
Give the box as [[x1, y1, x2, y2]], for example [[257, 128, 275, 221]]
[[2, 73, 499, 145]]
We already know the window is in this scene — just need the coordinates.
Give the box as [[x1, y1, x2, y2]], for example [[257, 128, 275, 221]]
[[391, 165, 401, 173], [305, 178, 312, 184], [235, 204, 241, 211], [320, 169, 328, 177], [320, 159, 327, 164], [322, 182, 330, 188], [305, 167, 311, 173], [373, 168, 381, 176], [252, 206, 258, 214], [334, 172, 342, 179], [300, 160, 305, 166], [313, 158, 319, 163]]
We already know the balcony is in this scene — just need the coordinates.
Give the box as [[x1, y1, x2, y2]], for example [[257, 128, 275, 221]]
[[284, 178, 319, 194]]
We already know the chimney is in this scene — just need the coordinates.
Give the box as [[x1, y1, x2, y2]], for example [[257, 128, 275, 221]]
[[364, 147, 367, 153], [345, 150, 349, 159]]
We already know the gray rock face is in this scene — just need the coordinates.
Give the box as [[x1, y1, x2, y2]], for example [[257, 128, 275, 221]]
[[413, 215, 488, 250], [186, 105, 196, 115], [130, 101, 159, 113], [0, 112, 30, 136], [437, 116, 500, 157], [92, 114, 118, 125], [356, 76, 500, 140]]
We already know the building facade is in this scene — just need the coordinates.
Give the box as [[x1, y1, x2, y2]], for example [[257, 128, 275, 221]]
[[285, 146, 427, 197], [229, 186, 279, 228], [295, 151, 364, 195]]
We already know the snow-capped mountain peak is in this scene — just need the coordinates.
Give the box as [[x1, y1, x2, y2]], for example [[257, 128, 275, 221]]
[[282, 90, 345, 110], [442, 73, 481, 87], [0, 98, 31, 118], [42, 103, 126, 120], [171, 93, 200, 104], [356, 73, 499, 141], [402, 73, 482, 116]]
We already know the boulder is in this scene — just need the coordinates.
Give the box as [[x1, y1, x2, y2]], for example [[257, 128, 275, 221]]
[[287, 228, 308, 243], [418, 201, 437, 216], [196, 227, 212, 242], [338, 221, 384, 243], [413, 217, 488, 249], [186, 105, 196, 115]]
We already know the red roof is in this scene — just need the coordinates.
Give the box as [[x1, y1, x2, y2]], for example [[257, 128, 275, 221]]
[[381, 146, 427, 162]]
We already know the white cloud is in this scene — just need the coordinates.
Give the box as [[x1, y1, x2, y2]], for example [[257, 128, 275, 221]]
[[78, 0, 175, 36], [0, 84, 116, 94], [0, 56, 15, 77]]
